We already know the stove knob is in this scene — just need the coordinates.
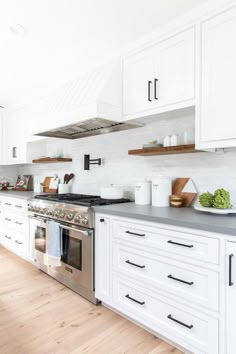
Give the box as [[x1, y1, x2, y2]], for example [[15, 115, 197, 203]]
[[54, 210, 60, 217], [82, 217, 88, 225], [46, 209, 51, 216], [74, 215, 82, 223], [59, 212, 65, 219], [42, 208, 47, 214], [66, 213, 74, 221], [50, 210, 54, 217]]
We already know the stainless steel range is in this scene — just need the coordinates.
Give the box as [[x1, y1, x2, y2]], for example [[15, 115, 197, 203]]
[[28, 193, 130, 304]]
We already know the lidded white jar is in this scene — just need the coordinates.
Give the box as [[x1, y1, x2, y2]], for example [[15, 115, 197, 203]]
[[152, 177, 172, 207], [135, 180, 152, 205]]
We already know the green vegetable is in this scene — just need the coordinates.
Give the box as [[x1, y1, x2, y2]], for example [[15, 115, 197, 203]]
[[212, 188, 232, 209], [199, 192, 214, 207]]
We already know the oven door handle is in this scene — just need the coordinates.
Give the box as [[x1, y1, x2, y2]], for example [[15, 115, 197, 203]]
[[59, 225, 92, 236]]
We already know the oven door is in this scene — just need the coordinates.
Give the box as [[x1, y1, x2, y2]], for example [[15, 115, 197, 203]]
[[57, 224, 94, 291], [29, 215, 48, 270]]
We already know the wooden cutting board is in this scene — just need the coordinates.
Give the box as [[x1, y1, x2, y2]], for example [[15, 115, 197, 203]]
[[172, 178, 197, 207]]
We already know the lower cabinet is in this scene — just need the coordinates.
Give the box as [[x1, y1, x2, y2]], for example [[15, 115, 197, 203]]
[[95, 214, 222, 354], [95, 215, 111, 303], [226, 241, 236, 354], [0, 197, 30, 260]]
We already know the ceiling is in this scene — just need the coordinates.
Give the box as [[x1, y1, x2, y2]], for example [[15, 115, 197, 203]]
[[0, 0, 208, 108]]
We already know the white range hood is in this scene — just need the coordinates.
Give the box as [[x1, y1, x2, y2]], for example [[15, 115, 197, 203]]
[[34, 61, 142, 139]]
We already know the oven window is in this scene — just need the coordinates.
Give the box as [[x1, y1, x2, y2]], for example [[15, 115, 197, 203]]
[[61, 229, 82, 270], [35, 226, 46, 253]]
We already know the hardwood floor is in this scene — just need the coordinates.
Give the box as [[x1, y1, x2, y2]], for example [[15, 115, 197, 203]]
[[0, 247, 183, 354]]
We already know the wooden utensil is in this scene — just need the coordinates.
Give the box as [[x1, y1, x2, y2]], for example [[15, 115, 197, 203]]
[[64, 174, 69, 184], [66, 173, 74, 184], [172, 178, 197, 207]]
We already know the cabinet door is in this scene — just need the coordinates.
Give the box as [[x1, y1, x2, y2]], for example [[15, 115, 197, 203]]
[[95, 215, 111, 303], [155, 28, 195, 107], [5, 109, 27, 163], [123, 47, 156, 116], [197, 6, 236, 149], [0, 113, 3, 162], [226, 241, 236, 354]]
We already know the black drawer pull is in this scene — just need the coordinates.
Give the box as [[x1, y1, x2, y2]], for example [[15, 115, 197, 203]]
[[15, 221, 23, 225], [5, 203, 12, 206], [100, 218, 105, 222], [125, 260, 145, 269], [4, 235, 11, 240], [167, 314, 193, 329], [125, 231, 145, 237], [167, 240, 193, 248], [125, 294, 145, 306], [15, 205, 23, 208], [5, 218, 11, 222], [168, 274, 194, 286], [15, 240, 22, 245], [229, 254, 234, 286]]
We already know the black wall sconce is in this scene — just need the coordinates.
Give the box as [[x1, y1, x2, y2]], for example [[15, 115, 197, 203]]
[[84, 154, 102, 170]]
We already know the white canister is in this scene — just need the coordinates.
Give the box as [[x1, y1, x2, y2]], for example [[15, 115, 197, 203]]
[[58, 184, 71, 194], [152, 177, 172, 207], [135, 181, 152, 205]]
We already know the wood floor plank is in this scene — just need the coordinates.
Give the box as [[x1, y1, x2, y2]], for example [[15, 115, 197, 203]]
[[0, 246, 183, 354]]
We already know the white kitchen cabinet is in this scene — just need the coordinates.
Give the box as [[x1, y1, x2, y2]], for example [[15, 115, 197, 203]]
[[95, 213, 222, 354], [226, 241, 236, 354], [95, 215, 111, 303], [196, 5, 236, 150], [0, 196, 30, 260], [123, 27, 195, 118]]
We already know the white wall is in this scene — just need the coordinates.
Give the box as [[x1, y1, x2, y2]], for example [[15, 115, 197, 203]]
[[16, 108, 236, 202]]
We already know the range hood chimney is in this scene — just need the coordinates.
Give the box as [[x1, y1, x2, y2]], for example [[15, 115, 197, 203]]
[[34, 61, 143, 139]]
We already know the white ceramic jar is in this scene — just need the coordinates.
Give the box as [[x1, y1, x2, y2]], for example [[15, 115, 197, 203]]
[[135, 180, 152, 205], [152, 177, 172, 207]]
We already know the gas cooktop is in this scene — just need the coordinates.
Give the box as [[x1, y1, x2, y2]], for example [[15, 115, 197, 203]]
[[34, 193, 130, 206]]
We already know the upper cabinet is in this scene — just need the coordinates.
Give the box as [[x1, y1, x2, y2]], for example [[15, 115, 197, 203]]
[[196, 5, 236, 150], [123, 28, 195, 119]]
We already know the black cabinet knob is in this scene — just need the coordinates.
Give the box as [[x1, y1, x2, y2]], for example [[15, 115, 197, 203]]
[[100, 218, 105, 222]]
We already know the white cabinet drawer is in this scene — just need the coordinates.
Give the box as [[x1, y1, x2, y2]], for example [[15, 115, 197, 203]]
[[113, 243, 219, 311], [2, 212, 28, 233], [112, 275, 218, 354], [1, 197, 28, 214], [112, 218, 219, 265]]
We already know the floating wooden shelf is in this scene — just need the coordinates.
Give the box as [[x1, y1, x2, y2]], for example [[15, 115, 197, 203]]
[[128, 144, 200, 156], [32, 158, 72, 164]]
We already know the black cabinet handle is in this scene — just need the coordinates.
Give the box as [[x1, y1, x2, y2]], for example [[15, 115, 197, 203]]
[[126, 231, 145, 237], [168, 274, 194, 286], [167, 240, 194, 248], [12, 147, 17, 158], [15, 240, 22, 245], [15, 205, 23, 208], [100, 218, 105, 222], [5, 203, 12, 206], [229, 254, 234, 286], [5, 218, 11, 222], [125, 294, 145, 306], [125, 260, 145, 269], [4, 235, 11, 240], [148, 80, 152, 102], [154, 78, 159, 100], [167, 314, 193, 329], [15, 221, 23, 225]]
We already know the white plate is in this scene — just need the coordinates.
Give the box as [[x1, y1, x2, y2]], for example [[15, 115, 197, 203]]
[[194, 204, 236, 215]]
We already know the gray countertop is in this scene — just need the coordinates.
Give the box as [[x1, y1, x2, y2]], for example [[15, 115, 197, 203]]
[[0, 191, 41, 200], [95, 203, 236, 236]]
